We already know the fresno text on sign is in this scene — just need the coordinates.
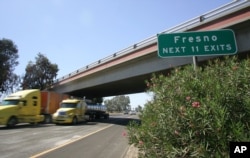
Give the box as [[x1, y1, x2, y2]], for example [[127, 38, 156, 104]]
[[157, 29, 237, 57]]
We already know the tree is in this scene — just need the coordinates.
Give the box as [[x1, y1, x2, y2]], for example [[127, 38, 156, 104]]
[[135, 105, 143, 112], [22, 53, 59, 90], [104, 95, 130, 112], [0, 38, 19, 92], [3, 73, 21, 93]]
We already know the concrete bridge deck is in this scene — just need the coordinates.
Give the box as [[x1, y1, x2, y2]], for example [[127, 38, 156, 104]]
[[51, 0, 250, 98]]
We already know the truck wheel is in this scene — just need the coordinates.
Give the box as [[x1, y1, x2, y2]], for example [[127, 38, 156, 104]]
[[96, 114, 100, 119], [72, 117, 78, 125], [7, 117, 17, 128]]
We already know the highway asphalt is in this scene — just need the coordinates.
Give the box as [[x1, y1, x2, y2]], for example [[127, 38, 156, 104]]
[[0, 114, 139, 158]]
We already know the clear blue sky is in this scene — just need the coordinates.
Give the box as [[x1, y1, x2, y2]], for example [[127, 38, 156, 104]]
[[0, 0, 231, 107]]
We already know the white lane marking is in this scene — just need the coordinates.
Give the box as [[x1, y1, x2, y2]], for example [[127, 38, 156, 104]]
[[30, 124, 114, 158]]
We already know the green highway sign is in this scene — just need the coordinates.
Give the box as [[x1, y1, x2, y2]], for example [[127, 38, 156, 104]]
[[157, 29, 237, 58]]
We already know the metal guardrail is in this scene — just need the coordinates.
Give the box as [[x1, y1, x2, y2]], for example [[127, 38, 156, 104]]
[[55, 0, 249, 83]]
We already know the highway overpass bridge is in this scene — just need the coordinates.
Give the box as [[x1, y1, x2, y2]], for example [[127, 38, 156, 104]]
[[51, 0, 250, 98]]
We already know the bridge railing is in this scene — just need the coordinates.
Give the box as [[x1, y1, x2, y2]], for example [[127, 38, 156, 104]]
[[54, 0, 249, 83]]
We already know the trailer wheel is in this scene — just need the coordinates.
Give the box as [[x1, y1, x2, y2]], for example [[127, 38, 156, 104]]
[[44, 115, 52, 124], [104, 115, 109, 119], [72, 117, 78, 125], [7, 117, 18, 128]]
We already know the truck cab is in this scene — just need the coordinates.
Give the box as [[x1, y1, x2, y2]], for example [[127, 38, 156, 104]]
[[0, 89, 44, 127], [52, 98, 88, 125]]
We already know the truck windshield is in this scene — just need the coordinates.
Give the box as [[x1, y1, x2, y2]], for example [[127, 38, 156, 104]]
[[60, 103, 76, 108], [1, 100, 20, 106]]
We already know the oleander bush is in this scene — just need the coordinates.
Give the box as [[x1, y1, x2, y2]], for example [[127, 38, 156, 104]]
[[127, 56, 250, 157]]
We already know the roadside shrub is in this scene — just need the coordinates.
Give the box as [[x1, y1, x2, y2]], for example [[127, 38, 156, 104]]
[[127, 56, 250, 157]]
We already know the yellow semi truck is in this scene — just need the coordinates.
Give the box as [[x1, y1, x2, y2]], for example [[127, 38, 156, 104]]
[[53, 98, 109, 125], [53, 98, 88, 124], [0, 89, 69, 127]]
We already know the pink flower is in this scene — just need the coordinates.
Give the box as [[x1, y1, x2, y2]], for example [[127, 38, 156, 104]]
[[186, 96, 191, 101], [139, 140, 144, 145], [192, 101, 201, 108], [122, 131, 127, 137]]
